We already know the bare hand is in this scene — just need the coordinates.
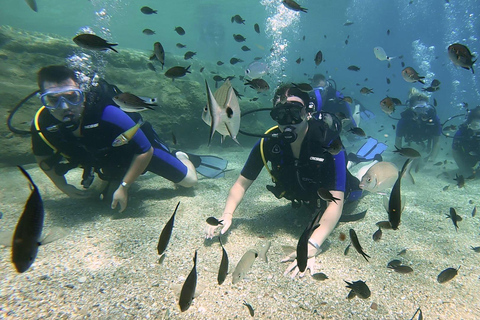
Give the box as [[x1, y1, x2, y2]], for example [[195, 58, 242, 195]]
[[61, 184, 91, 199], [111, 186, 128, 212], [205, 213, 232, 239], [281, 243, 320, 278]]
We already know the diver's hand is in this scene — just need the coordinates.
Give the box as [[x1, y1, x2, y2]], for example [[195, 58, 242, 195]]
[[111, 186, 128, 213], [281, 243, 319, 278], [205, 212, 232, 239], [60, 184, 91, 199]]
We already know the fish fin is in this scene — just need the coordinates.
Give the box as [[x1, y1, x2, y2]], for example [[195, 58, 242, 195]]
[[205, 80, 219, 146], [109, 46, 119, 53], [17, 165, 38, 190]]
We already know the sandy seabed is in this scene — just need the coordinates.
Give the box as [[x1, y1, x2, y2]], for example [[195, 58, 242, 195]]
[[1, 145, 479, 320]]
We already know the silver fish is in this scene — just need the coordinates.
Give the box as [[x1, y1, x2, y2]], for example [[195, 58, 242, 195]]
[[179, 250, 198, 311], [113, 93, 157, 113], [359, 161, 398, 193], [257, 240, 271, 263], [203, 80, 241, 145], [232, 249, 258, 284]]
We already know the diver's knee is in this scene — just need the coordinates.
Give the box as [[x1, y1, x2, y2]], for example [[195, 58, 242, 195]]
[[177, 170, 197, 187]]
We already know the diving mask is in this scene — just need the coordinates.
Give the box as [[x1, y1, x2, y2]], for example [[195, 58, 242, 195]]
[[40, 87, 84, 110], [468, 119, 480, 131], [412, 103, 435, 122], [270, 101, 305, 125]]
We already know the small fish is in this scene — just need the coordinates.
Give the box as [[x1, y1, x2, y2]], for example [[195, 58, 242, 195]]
[[317, 188, 340, 204], [388, 265, 414, 274], [233, 34, 246, 42], [442, 185, 449, 191], [243, 301, 254, 317], [241, 45, 251, 51], [411, 307, 423, 320], [360, 87, 374, 95], [380, 97, 396, 115], [232, 249, 258, 284], [372, 228, 382, 241], [254, 23, 260, 34], [73, 34, 118, 53], [152, 42, 165, 69], [218, 237, 229, 285], [157, 202, 179, 256], [386, 78, 391, 84], [206, 217, 223, 226], [282, 0, 308, 13], [376, 221, 393, 229], [112, 120, 144, 147], [347, 65, 360, 71], [12, 166, 45, 273], [348, 127, 366, 137], [245, 61, 268, 79], [437, 266, 460, 283], [24, 0, 37, 12], [387, 29, 390, 35], [470, 246, 480, 253], [347, 290, 356, 300], [446, 207, 461, 231], [344, 21, 354, 26], [401, 67, 425, 84], [384, 159, 412, 230], [472, 206, 477, 217], [171, 131, 177, 145], [165, 65, 191, 80], [249, 97, 259, 102], [397, 249, 407, 255], [230, 57, 244, 65], [142, 29, 155, 35], [344, 280, 371, 299], [184, 51, 196, 60], [433, 98, 438, 106], [175, 26, 186, 35], [311, 272, 329, 281], [231, 14, 245, 24], [217, 61, 224, 66], [199, 67, 205, 73], [146, 62, 156, 72], [141, 6, 157, 14], [393, 146, 421, 158], [179, 250, 198, 312], [326, 138, 343, 155], [258, 241, 271, 263], [454, 174, 465, 188], [344, 244, 351, 255], [245, 79, 270, 92], [342, 96, 353, 104], [349, 228, 370, 262], [345, 39, 349, 45], [448, 43, 476, 73], [387, 259, 402, 268], [113, 92, 157, 113], [296, 57, 303, 64], [374, 47, 394, 61], [297, 210, 322, 272]]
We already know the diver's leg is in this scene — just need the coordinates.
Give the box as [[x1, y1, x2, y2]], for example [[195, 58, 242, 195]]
[[146, 148, 198, 187]]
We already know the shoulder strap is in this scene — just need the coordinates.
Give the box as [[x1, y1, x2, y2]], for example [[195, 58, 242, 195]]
[[260, 125, 279, 182], [34, 106, 69, 158]]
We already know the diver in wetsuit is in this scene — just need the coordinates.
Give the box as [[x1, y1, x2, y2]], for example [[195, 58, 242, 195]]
[[452, 105, 480, 177]]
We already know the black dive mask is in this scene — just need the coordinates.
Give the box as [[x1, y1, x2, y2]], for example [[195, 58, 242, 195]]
[[270, 102, 305, 125]]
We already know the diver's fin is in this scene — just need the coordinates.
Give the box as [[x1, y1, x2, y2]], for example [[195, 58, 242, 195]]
[[360, 108, 375, 120], [186, 153, 229, 179], [348, 137, 387, 163]]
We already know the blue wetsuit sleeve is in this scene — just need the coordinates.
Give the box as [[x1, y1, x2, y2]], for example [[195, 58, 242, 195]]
[[240, 140, 264, 180], [332, 151, 347, 192], [101, 105, 151, 154]]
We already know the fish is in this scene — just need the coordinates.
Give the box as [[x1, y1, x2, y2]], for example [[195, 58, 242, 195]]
[[384, 158, 412, 230], [142, 29, 155, 35], [373, 47, 394, 61], [348, 127, 366, 137], [184, 51, 196, 60], [245, 79, 270, 92], [372, 228, 382, 241], [245, 61, 268, 79], [176, 43, 187, 48], [344, 280, 371, 299], [203, 80, 241, 145], [243, 301, 254, 317], [360, 87, 374, 95], [401, 61, 405, 67], [454, 174, 465, 188], [152, 42, 165, 69], [73, 34, 118, 53], [113, 92, 157, 113], [317, 188, 340, 204], [217, 237, 229, 285], [293, 83, 313, 92], [233, 34, 246, 42], [344, 244, 351, 255], [345, 39, 349, 45], [376, 221, 393, 229], [393, 146, 421, 158], [282, 0, 308, 13], [258, 240, 271, 263], [217, 61, 224, 66], [359, 161, 399, 193], [411, 307, 424, 320], [230, 57, 243, 65], [380, 97, 396, 115], [296, 57, 303, 64], [157, 202, 179, 256], [391, 97, 402, 105], [344, 21, 354, 26], [347, 65, 361, 71], [112, 119, 144, 147], [388, 265, 414, 274], [141, 6, 157, 14], [179, 250, 198, 311], [397, 249, 407, 255], [241, 46, 251, 51], [171, 131, 177, 145], [347, 290, 356, 300], [297, 210, 322, 272], [231, 14, 245, 24], [12, 166, 44, 273], [232, 249, 258, 284], [254, 23, 260, 34], [386, 77, 391, 84], [24, 0, 37, 12], [472, 206, 477, 217], [206, 217, 223, 226], [387, 29, 390, 35], [470, 246, 480, 253], [446, 207, 461, 231], [448, 43, 476, 73], [342, 96, 353, 104], [401, 67, 425, 84], [437, 266, 460, 283], [349, 228, 370, 262], [387, 259, 402, 268], [311, 272, 329, 281], [165, 65, 191, 80], [175, 26, 186, 35]]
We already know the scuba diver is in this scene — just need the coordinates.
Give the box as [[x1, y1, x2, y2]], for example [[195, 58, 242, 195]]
[[395, 88, 441, 163], [205, 84, 364, 277], [452, 105, 480, 177], [30, 65, 226, 212]]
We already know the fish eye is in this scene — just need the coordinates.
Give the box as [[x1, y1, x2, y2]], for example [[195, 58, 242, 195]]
[[367, 178, 372, 182]]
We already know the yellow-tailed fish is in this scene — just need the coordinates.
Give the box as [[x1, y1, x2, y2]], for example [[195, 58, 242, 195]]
[[112, 119, 144, 147]]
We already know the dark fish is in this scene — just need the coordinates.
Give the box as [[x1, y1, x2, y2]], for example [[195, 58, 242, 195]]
[[391, 97, 402, 105], [401, 61, 405, 67], [243, 301, 254, 317], [142, 29, 155, 35], [282, 0, 308, 13], [147, 63, 156, 72], [254, 23, 260, 34], [376, 221, 392, 229], [348, 127, 366, 137], [386, 77, 391, 84], [12, 166, 45, 273], [402, 67, 425, 84], [24, 0, 37, 12], [302, 35, 306, 40], [345, 39, 349, 45], [199, 67, 205, 73], [384, 159, 413, 230], [344, 280, 371, 299], [387, 29, 390, 35], [454, 174, 465, 188], [349, 228, 370, 262], [171, 131, 177, 145], [437, 266, 460, 283], [293, 83, 313, 92], [344, 244, 351, 255], [183, 51, 196, 60], [388, 265, 414, 274], [347, 65, 360, 71], [73, 34, 118, 53], [176, 43, 187, 48], [297, 210, 321, 272], [233, 34, 246, 42], [213, 75, 225, 82], [470, 246, 480, 253], [360, 87, 374, 95], [230, 57, 244, 65], [216, 61, 224, 66], [296, 57, 303, 64], [179, 250, 198, 312], [218, 237, 229, 285], [433, 98, 438, 106], [175, 27, 186, 35], [206, 216, 223, 226], [347, 290, 356, 300], [241, 45, 251, 51], [245, 79, 270, 92], [433, 161, 443, 166], [249, 97, 258, 102], [446, 207, 461, 231], [141, 6, 157, 14], [387, 259, 402, 268], [326, 138, 343, 155], [153, 42, 165, 69], [165, 65, 191, 80], [372, 228, 382, 241], [157, 202, 179, 256], [431, 79, 441, 88], [231, 14, 245, 24], [317, 188, 340, 204], [394, 146, 421, 158], [442, 185, 450, 191], [421, 86, 438, 92], [472, 206, 477, 217], [448, 43, 476, 73], [397, 249, 407, 256], [312, 272, 329, 281], [411, 307, 423, 320]]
